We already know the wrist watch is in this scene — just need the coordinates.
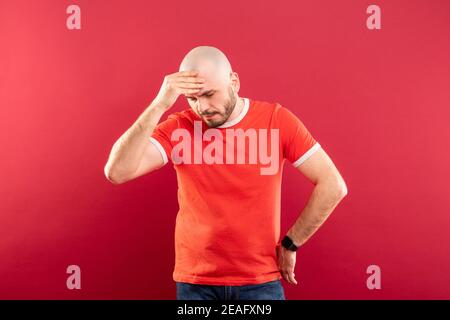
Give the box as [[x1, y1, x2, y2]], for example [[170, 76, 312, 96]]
[[281, 235, 299, 251]]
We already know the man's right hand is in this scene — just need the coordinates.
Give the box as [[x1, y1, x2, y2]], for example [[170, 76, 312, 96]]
[[153, 71, 205, 111]]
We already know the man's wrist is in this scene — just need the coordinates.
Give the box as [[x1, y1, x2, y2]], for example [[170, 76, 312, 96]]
[[281, 235, 300, 251], [286, 230, 302, 247]]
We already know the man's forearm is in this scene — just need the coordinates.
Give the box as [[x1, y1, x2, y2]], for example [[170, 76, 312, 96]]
[[286, 181, 347, 247], [105, 100, 166, 181]]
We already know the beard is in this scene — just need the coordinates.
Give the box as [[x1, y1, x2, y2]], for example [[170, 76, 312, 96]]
[[201, 86, 237, 128]]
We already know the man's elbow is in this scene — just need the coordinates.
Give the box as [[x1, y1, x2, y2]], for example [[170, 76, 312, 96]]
[[104, 163, 126, 185], [334, 178, 348, 200], [320, 176, 348, 205]]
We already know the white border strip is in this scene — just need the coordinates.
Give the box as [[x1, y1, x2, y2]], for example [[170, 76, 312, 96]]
[[217, 97, 249, 128], [292, 142, 321, 167], [149, 137, 168, 165]]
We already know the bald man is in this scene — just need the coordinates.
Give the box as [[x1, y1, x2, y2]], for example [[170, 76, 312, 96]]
[[104, 46, 348, 300]]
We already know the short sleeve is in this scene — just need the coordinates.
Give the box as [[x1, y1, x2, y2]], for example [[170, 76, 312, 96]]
[[149, 117, 178, 165], [276, 105, 321, 167]]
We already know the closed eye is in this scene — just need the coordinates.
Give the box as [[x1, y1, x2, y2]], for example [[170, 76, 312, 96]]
[[186, 92, 215, 101]]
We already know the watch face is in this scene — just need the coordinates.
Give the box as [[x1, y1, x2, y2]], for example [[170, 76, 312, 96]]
[[282, 236, 295, 250], [281, 236, 298, 251]]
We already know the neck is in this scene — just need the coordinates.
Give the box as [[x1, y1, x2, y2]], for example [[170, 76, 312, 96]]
[[226, 96, 244, 123]]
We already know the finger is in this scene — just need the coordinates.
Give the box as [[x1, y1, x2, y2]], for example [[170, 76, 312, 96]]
[[177, 70, 199, 77], [176, 75, 205, 82], [175, 82, 205, 89], [281, 270, 292, 284], [283, 271, 291, 284], [282, 271, 290, 283], [179, 88, 201, 95], [287, 272, 297, 285], [175, 77, 206, 84]]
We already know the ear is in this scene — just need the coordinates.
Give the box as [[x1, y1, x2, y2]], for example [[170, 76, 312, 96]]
[[230, 71, 240, 93]]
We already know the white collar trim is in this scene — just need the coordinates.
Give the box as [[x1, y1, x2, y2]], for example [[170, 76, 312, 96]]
[[217, 97, 249, 128]]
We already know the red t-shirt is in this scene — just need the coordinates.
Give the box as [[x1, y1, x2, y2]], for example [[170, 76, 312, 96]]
[[150, 97, 320, 285]]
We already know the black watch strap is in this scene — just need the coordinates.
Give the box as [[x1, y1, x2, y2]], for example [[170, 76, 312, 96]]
[[281, 235, 299, 251]]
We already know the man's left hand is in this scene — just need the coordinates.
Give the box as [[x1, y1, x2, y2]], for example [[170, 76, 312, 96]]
[[276, 244, 298, 285]]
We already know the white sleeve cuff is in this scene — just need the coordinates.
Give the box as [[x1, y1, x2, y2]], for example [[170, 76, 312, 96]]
[[292, 142, 321, 167], [149, 137, 169, 165]]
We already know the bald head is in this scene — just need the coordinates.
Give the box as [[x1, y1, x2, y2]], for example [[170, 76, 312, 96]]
[[179, 46, 241, 128], [179, 46, 233, 86]]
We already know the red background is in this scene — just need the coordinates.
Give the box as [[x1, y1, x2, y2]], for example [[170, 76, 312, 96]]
[[0, 0, 449, 299]]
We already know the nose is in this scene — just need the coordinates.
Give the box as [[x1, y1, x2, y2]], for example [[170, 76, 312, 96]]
[[196, 97, 210, 115]]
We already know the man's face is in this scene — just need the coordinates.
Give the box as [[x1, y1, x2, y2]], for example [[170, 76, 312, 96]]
[[184, 79, 237, 128]]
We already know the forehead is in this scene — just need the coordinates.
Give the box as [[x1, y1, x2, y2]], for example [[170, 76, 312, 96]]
[[198, 69, 222, 85], [184, 72, 227, 97]]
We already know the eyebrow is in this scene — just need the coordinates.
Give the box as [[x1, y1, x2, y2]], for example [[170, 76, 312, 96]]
[[185, 90, 216, 98]]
